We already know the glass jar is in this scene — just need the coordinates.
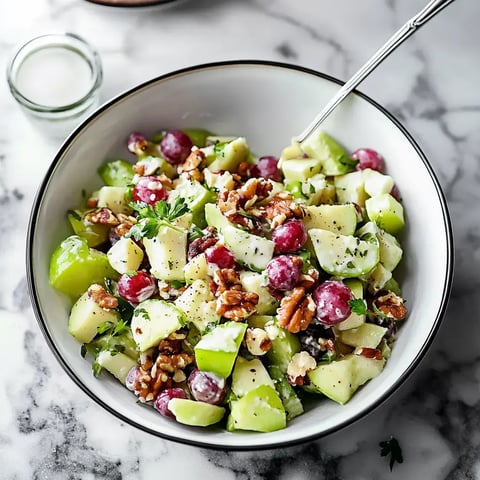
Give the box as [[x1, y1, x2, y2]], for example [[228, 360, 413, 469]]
[[6, 33, 103, 139]]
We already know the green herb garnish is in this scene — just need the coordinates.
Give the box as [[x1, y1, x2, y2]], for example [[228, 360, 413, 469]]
[[126, 197, 190, 241], [348, 298, 367, 315], [379, 436, 404, 471]]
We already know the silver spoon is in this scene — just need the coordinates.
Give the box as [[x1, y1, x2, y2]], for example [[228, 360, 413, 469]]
[[294, 0, 456, 144]]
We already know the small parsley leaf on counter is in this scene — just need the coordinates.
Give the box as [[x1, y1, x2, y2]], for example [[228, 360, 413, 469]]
[[379, 436, 403, 471]]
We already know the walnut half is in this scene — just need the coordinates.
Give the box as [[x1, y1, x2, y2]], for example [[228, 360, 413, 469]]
[[278, 287, 315, 333]]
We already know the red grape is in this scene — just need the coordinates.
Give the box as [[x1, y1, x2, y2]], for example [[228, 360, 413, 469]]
[[118, 271, 156, 304], [160, 130, 193, 165], [127, 132, 148, 155], [352, 148, 385, 172], [266, 255, 302, 291], [132, 176, 167, 206], [250, 156, 282, 182], [125, 366, 139, 390], [272, 220, 307, 253], [187, 369, 226, 405], [154, 388, 187, 418], [204, 245, 235, 269], [312, 280, 354, 326]]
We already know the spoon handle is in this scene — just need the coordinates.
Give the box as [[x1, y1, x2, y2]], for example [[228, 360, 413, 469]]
[[295, 0, 456, 144]]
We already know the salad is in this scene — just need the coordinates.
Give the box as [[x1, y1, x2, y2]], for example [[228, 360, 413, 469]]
[[49, 128, 408, 432]]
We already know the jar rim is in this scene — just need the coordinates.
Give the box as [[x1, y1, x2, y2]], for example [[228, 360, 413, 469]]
[[6, 32, 103, 113]]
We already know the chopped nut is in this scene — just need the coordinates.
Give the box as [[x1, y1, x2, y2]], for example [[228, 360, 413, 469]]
[[373, 291, 407, 321], [187, 227, 218, 260], [216, 289, 259, 321], [178, 147, 205, 182], [287, 351, 316, 381], [278, 286, 315, 333], [245, 328, 272, 356], [133, 334, 193, 403], [87, 284, 118, 310], [211, 268, 242, 295], [354, 347, 383, 360], [263, 192, 305, 228], [85, 207, 120, 227], [114, 213, 137, 238], [86, 197, 98, 209]]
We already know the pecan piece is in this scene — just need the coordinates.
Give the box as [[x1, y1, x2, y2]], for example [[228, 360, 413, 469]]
[[211, 268, 242, 295], [354, 347, 383, 360], [187, 227, 218, 260], [86, 197, 98, 209], [87, 284, 118, 310], [278, 287, 315, 333], [114, 213, 138, 238], [85, 207, 120, 227], [263, 192, 305, 228], [177, 147, 205, 182], [133, 333, 194, 403], [216, 289, 259, 321], [373, 291, 407, 321]]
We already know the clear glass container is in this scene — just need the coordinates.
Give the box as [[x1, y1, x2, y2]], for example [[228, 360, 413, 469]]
[[6, 33, 103, 139]]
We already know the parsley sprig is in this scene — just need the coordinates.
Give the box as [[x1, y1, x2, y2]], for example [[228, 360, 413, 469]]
[[348, 298, 368, 316], [379, 436, 404, 471], [125, 197, 189, 241]]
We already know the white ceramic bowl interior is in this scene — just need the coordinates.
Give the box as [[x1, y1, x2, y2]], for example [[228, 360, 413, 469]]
[[28, 62, 453, 449]]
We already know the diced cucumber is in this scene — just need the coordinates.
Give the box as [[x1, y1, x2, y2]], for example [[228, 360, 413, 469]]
[[231, 357, 275, 397], [174, 279, 220, 334], [222, 225, 274, 271], [239, 271, 278, 315], [69, 290, 120, 343], [96, 350, 137, 384], [338, 323, 388, 348], [97, 186, 131, 215], [143, 224, 187, 281], [301, 131, 355, 176], [303, 204, 357, 235], [131, 299, 186, 351], [107, 236, 144, 274], [98, 159, 134, 187], [168, 398, 225, 427], [309, 228, 379, 278], [268, 365, 304, 420]]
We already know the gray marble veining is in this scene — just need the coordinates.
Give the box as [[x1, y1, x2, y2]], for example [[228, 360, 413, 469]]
[[1, 0, 480, 478]]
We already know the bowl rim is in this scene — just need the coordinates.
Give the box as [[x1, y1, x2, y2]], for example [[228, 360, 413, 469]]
[[25, 60, 454, 450]]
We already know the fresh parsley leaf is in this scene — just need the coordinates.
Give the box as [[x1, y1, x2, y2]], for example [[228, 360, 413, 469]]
[[113, 320, 130, 336], [125, 197, 190, 240], [92, 362, 103, 378], [188, 224, 204, 242], [80, 344, 87, 358], [349, 298, 367, 315], [67, 209, 82, 221], [339, 155, 359, 168], [135, 308, 150, 321], [97, 321, 115, 335], [169, 280, 186, 290], [379, 436, 404, 471]]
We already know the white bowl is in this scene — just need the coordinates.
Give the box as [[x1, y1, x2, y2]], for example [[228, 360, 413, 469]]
[[27, 61, 453, 449]]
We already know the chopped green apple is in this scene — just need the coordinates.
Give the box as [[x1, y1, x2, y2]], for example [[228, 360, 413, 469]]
[[183, 253, 210, 284], [207, 137, 250, 172], [194, 322, 247, 378], [174, 279, 220, 334], [98, 159, 134, 187], [308, 353, 385, 404], [231, 357, 275, 397], [335, 279, 366, 331], [68, 289, 120, 343], [168, 398, 225, 427], [338, 323, 388, 349], [239, 271, 278, 315], [268, 365, 304, 420], [204, 203, 231, 232], [309, 228, 379, 278], [183, 128, 212, 147], [365, 193, 405, 235], [222, 225, 274, 271], [96, 350, 137, 384], [67, 209, 109, 248], [335, 171, 369, 206], [363, 262, 392, 294], [301, 131, 355, 176], [362, 168, 394, 197], [97, 186, 132, 215], [228, 385, 286, 432], [131, 299, 186, 351], [281, 157, 322, 182], [49, 235, 118, 298], [303, 204, 357, 235], [107, 236, 144, 274]]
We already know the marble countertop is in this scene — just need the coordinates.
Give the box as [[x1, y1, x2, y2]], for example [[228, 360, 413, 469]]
[[1, 0, 479, 478]]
